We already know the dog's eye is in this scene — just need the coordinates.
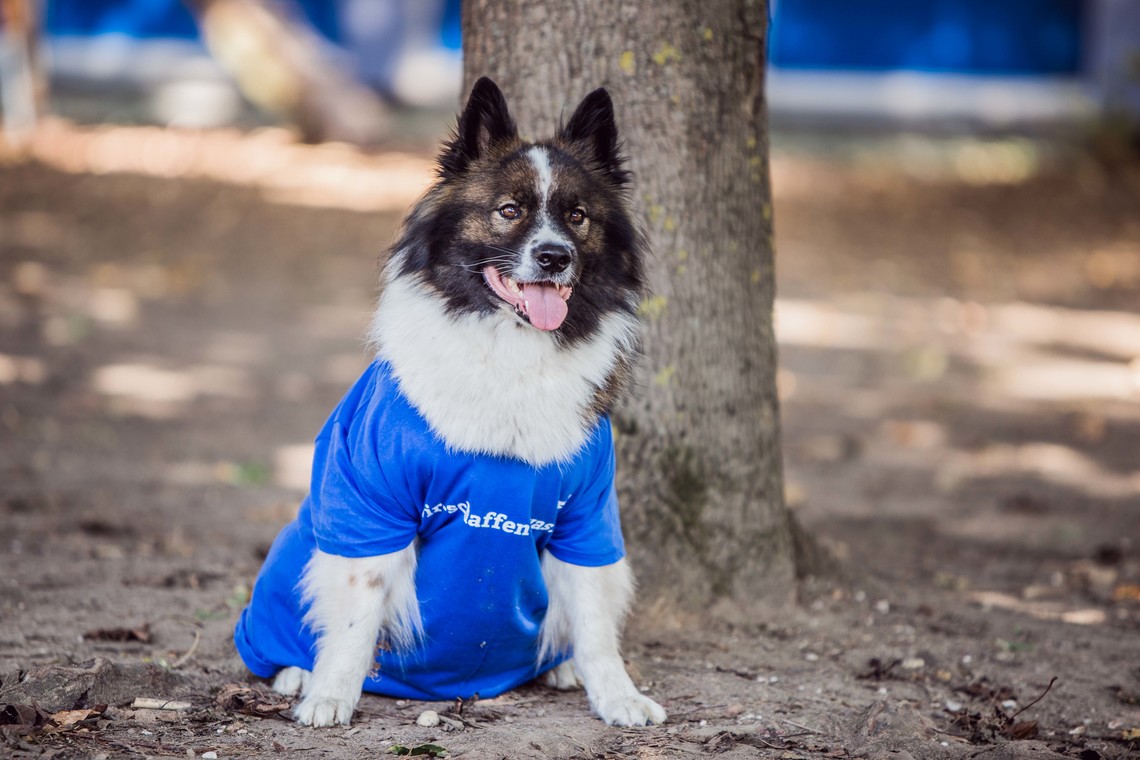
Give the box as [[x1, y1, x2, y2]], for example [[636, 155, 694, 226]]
[[498, 204, 520, 220], [568, 208, 587, 225]]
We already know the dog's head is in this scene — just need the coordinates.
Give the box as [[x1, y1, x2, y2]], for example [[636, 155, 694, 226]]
[[394, 77, 645, 343]]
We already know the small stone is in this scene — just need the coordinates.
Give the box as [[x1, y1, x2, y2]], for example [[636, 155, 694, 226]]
[[901, 657, 925, 670], [725, 703, 745, 718], [416, 710, 440, 727], [202, 753, 218, 760], [804, 652, 819, 662], [874, 599, 890, 614]]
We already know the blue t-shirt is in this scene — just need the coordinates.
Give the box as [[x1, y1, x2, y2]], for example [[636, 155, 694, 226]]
[[234, 361, 626, 701]]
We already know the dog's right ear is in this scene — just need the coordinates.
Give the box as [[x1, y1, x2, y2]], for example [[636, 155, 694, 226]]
[[439, 77, 518, 177]]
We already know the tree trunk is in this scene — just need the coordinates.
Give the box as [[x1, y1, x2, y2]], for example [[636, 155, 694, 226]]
[[464, 0, 800, 613], [0, 0, 48, 145]]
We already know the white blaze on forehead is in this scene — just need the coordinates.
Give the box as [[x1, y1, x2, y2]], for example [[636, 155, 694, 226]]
[[527, 146, 554, 202], [521, 145, 573, 274]]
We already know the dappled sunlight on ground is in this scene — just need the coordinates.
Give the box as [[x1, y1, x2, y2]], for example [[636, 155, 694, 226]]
[[768, 138, 1140, 643], [0, 120, 436, 213]]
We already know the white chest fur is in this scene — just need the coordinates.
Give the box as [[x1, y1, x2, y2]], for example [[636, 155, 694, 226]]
[[369, 273, 638, 467]]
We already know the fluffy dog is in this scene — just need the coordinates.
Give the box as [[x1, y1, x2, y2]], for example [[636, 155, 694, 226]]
[[234, 77, 665, 728]]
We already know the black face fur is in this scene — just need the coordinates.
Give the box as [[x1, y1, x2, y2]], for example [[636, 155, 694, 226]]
[[392, 77, 647, 347]]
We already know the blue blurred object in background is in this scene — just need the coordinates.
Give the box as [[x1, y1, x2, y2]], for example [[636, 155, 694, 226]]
[[44, 0, 462, 52], [770, 0, 1083, 75], [46, 0, 200, 40], [24, 0, 1140, 128], [42, 0, 462, 115], [764, 0, 1140, 127]]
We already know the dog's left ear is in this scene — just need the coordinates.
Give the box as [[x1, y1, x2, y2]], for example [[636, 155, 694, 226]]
[[561, 88, 628, 186], [440, 77, 519, 177]]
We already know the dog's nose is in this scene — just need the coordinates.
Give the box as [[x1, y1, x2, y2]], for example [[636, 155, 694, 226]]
[[535, 245, 573, 274]]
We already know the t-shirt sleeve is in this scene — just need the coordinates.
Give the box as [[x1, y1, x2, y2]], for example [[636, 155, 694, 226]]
[[545, 419, 626, 567], [308, 377, 421, 558]]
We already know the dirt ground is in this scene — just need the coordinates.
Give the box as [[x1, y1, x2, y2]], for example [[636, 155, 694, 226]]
[[1, 122, 1139, 760]]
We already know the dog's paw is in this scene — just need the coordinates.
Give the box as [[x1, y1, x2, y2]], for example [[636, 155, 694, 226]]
[[540, 660, 583, 690], [293, 694, 356, 727], [272, 666, 311, 696], [595, 693, 667, 727]]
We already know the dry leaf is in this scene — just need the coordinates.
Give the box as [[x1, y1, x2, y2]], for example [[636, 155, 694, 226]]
[[83, 623, 152, 643], [216, 684, 291, 718], [44, 706, 106, 734], [0, 703, 51, 736]]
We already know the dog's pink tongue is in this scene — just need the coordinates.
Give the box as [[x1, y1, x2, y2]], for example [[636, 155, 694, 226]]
[[520, 282, 569, 331]]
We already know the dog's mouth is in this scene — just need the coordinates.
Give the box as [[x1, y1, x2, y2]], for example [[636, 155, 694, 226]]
[[482, 265, 573, 332]]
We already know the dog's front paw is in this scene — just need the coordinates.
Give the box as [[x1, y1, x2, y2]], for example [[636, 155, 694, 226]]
[[595, 693, 667, 727], [293, 694, 356, 727], [540, 660, 583, 690], [272, 666, 311, 696]]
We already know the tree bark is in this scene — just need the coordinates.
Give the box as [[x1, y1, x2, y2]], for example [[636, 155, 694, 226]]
[[464, 0, 797, 613]]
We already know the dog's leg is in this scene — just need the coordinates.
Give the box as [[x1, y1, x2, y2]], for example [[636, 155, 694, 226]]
[[293, 544, 420, 727], [272, 665, 310, 696], [539, 554, 666, 726], [540, 659, 583, 690]]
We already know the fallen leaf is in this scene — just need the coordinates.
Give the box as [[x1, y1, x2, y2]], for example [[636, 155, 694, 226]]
[[1122, 727, 1140, 741], [389, 744, 449, 757], [215, 684, 291, 718], [0, 703, 51, 736], [49, 708, 101, 729], [83, 623, 152, 643], [43, 705, 107, 734], [1113, 584, 1140, 602], [1007, 720, 1038, 739]]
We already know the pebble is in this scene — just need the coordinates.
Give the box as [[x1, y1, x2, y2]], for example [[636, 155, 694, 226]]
[[725, 703, 745, 718], [202, 753, 218, 760], [416, 710, 440, 727]]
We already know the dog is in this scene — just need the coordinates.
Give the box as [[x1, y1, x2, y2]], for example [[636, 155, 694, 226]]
[[233, 77, 666, 728]]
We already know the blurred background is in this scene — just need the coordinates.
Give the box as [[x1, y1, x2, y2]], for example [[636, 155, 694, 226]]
[[1, 0, 1140, 684], [1, 0, 1138, 136]]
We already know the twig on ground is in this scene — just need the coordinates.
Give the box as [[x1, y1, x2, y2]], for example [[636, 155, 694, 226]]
[[671, 703, 728, 718], [130, 697, 193, 710], [1008, 677, 1058, 723], [171, 629, 201, 669], [782, 718, 826, 735]]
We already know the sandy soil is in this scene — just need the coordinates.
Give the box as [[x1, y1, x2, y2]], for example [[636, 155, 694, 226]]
[[1, 124, 1139, 759]]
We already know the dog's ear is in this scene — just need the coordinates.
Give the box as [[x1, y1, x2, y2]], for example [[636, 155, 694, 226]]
[[440, 77, 518, 176], [561, 88, 628, 186]]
